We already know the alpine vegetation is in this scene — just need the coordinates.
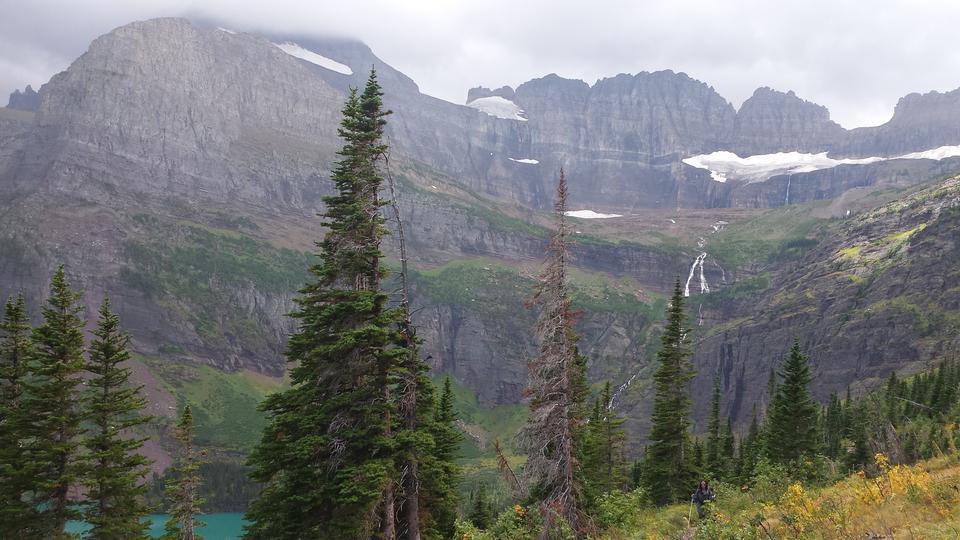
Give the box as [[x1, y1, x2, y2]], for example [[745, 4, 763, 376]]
[[0, 269, 155, 539]]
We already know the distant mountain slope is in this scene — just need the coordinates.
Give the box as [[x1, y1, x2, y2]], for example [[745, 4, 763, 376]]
[[1, 17, 959, 459], [687, 176, 960, 428]]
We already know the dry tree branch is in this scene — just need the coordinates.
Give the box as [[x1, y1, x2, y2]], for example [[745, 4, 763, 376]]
[[495, 439, 528, 500]]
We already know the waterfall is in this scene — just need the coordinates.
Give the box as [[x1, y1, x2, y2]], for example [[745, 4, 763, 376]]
[[698, 254, 710, 294], [785, 176, 792, 205], [609, 366, 644, 411], [684, 252, 708, 297]]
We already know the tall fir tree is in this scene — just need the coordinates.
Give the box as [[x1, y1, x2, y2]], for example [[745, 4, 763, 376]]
[[844, 401, 872, 470], [643, 277, 696, 505], [418, 376, 462, 538], [83, 296, 153, 539], [704, 377, 722, 478], [244, 70, 406, 539], [163, 405, 204, 540], [765, 341, 821, 465], [0, 292, 39, 536], [721, 417, 736, 475], [467, 482, 495, 530], [738, 405, 761, 483], [581, 381, 627, 501], [519, 169, 588, 534], [25, 266, 87, 537], [823, 393, 844, 459]]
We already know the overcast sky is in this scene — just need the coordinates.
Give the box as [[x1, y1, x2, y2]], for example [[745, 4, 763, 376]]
[[3, 0, 959, 128]]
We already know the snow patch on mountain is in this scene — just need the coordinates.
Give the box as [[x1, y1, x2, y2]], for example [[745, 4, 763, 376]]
[[684, 145, 960, 183], [564, 210, 622, 219], [897, 145, 960, 160], [508, 158, 539, 164], [683, 151, 881, 183], [273, 42, 353, 75], [466, 96, 528, 121]]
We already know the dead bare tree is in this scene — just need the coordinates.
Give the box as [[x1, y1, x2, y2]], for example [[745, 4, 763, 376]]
[[519, 169, 589, 537], [384, 150, 423, 540]]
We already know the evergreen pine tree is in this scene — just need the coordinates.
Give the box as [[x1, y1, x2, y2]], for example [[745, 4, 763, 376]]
[[0, 292, 39, 536], [519, 169, 588, 533], [643, 277, 696, 505], [25, 266, 87, 537], [691, 439, 704, 474], [844, 401, 871, 471], [765, 341, 820, 465], [721, 417, 735, 475], [738, 406, 761, 483], [823, 393, 844, 459], [244, 70, 406, 539], [83, 296, 153, 539], [765, 367, 778, 416], [929, 362, 946, 416], [581, 381, 627, 499], [467, 482, 494, 530], [419, 376, 462, 538], [883, 372, 902, 426], [163, 405, 204, 540], [705, 377, 722, 477]]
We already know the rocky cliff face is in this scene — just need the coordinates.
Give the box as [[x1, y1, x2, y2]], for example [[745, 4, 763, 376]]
[[689, 177, 960, 427], [839, 88, 960, 156], [732, 87, 845, 155]]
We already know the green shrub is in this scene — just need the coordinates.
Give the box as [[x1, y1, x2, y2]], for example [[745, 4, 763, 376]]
[[592, 488, 647, 530]]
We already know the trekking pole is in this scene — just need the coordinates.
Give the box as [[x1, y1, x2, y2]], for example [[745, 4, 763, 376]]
[[687, 500, 693, 525]]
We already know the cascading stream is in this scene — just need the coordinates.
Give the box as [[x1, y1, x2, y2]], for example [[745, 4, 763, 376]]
[[684, 252, 708, 297]]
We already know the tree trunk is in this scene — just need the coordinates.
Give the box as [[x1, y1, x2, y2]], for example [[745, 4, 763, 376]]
[[405, 459, 421, 540]]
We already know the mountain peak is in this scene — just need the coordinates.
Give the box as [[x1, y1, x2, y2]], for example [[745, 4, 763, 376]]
[[7, 84, 40, 111], [466, 85, 515, 104]]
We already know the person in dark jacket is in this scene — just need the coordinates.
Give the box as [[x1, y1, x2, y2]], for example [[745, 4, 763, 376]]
[[691, 480, 715, 519]]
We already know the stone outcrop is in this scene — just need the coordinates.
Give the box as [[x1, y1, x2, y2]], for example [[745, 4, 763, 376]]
[[7, 85, 40, 111], [466, 85, 516, 103], [732, 87, 845, 155]]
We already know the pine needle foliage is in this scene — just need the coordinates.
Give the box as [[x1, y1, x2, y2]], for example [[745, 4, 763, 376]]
[[162, 405, 205, 540], [581, 381, 627, 501], [25, 265, 87, 537], [244, 69, 414, 539], [765, 341, 821, 465], [0, 292, 39, 536], [643, 277, 696, 506], [83, 296, 153, 540]]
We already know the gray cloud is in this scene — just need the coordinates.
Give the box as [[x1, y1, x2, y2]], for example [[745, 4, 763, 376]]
[[3, 0, 959, 129]]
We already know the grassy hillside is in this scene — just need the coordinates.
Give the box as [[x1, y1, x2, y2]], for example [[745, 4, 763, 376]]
[[141, 357, 284, 453], [591, 453, 960, 539]]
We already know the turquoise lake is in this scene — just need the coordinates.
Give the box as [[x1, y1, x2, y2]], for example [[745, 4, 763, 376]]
[[67, 513, 247, 539]]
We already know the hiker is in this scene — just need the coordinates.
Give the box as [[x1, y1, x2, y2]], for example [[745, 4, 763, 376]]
[[691, 479, 715, 519]]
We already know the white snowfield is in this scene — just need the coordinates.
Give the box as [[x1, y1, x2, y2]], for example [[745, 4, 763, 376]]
[[508, 158, 539, 164], [564, 210, 623, 219], [683, 145, 960, 183], [273, 42, 353, 75], [466, 96, 528, 121]]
